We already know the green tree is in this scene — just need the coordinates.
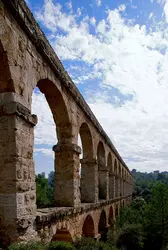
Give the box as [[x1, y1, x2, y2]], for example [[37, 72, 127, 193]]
[[116, 197, 145, 229], [36, 173, 54, 208], [116, 224, 143, 250], [143, 182, 168, 250]]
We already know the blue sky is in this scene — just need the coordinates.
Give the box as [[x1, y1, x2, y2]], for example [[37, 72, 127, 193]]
[[27, 0, 168, 175]]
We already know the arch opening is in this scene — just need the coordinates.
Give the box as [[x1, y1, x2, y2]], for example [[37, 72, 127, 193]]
[[98, 210, 107, 241], [32, 79, 72, 208], [82, 215, 95, 237], [115, 204, 119, 219], [108, 206, 114, 227], [79, 123, 93, 159], [35, 79, 72, 143], [114, 159, 119, 198], [108, 153, 112, 174], [97, 141, 105, 166], [32, 86, 56, 208], [108, 153, 114, 199], [52, 228, 73, 242], [119, 164, 122, 197], [79, 123, 94, 203], [97, 141, 106, 200], [114, 159, 117, 175]]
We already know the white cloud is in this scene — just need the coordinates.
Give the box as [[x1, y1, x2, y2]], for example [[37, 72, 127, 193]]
[[34, 148, 54, 158], [164, 0, 168, 22], [118, 4, 126, 12], [149, 12, 154, 19], [33, 0, 168, 173], [157, 0, 168, 22], [90, 17, 96, 26], [66, 1, 72, 10], [96, 0, 101, 7]]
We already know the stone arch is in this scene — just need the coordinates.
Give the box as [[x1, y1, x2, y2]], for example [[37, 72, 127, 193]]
[[79, 122, 93, 159], [82, 215, 95, 237], [108, 206, 114, 226], [98, 209, 107, 241], [0, 40, 13, 93], [97, 141, 107, 200], [52, 228, 73, 242], [32, 79, 80, 207], [79, 123, 95, 202], [35, 79, 72, 143]]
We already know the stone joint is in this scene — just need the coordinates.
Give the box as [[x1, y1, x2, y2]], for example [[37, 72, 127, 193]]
[[98, 163, 108, 171], [53, 143, 81, 154], [80, 158, 97, 164], [0, 101, 37, 126]]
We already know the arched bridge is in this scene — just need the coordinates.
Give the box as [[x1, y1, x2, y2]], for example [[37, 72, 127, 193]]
[[0, 0, 134, 245]]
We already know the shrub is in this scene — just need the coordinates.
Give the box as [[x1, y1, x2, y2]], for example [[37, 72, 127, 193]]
[[116, 224, 143, 250], [74, 237, 112, 250], [47, 241, 76, 250], [106, 229, 117, 247], [8, 241, 45, 250]]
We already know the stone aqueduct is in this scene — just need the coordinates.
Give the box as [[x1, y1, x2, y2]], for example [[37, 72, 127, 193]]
[[0, 0, 134, 246]]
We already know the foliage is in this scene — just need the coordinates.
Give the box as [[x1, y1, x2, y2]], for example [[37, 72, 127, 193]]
[[132, 169, 168, 202], [106, 229, 117, 247], [8, 241, 46, 250], [116, 224, 143, 250], [143, 182, 168, 250], [36, 173, 54, 208], [47, 241, 76, 250], [116, 198, 145, 229], [74, 237, 113, 250], [48, 171, 54, 188], [115, 172, 168, 250]]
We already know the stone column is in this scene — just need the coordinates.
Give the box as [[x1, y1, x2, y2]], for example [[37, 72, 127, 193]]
[[53, 143, 81, 207], [106, 168, 109, 200], [80, 158, 98, 203], [109, 174, 115, 199], [0, 99, 37, 244], [98, 163, 109, 200]]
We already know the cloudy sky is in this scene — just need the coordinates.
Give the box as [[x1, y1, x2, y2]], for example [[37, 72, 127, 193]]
[[27, 0, 168, 175]]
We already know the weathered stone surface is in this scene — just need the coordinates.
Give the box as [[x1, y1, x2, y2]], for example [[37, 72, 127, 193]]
[[0, 0, 135, 245]]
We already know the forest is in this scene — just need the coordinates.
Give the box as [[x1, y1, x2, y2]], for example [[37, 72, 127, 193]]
[[7, 170, 168, 250]]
